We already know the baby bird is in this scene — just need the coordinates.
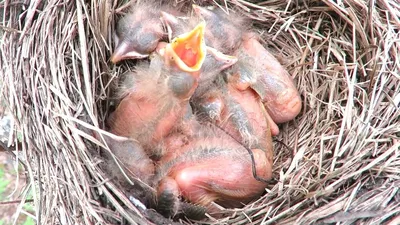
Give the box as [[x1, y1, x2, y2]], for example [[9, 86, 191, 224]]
[[153, 115, 273, 218], [108, 23, 207, 152], [102, 23, 208, 212], [192, 4, 248, 55], [195, 69, 277, 146], [111, 1, 180, 63], [157, 22, 207, 74], [192, 5, 302, 126], [160, 11, 238, 97]]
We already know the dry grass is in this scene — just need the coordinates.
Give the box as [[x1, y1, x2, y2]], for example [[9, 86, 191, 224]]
[[1, 0, 399, 224]]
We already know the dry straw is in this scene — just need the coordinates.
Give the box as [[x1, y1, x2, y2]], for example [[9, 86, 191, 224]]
[[1, 0, 399, 224]]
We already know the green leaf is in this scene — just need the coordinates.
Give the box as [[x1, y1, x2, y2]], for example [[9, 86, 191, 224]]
[[0, 178, 11, 199], [22, 217, 35, 225], [23, 202, 35, 212]]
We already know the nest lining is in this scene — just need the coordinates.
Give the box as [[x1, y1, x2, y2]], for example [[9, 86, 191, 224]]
[[0, 0, 399, 224]]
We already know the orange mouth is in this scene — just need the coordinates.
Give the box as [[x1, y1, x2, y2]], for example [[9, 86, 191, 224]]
[[163, 22, 206, 72]]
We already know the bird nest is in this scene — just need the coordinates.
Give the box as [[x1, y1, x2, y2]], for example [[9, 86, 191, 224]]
[[1, 0, 399, 224]]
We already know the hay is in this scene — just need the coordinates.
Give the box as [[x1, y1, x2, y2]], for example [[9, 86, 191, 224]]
[[1, 0, 399, 224]]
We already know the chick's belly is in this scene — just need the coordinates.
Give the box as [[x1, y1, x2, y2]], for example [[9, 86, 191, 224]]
[[152, 106, 187, 142], [109, 97, 159, 136], [110, 97, 185, 144], [169, 157, 268, 204]]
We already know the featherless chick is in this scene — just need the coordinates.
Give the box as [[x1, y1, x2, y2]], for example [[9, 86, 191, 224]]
[[161, 11, 238, 97], [108, 23, 207, 152], [153, 114, 273, 218], [111, 1, 183, 63], [192, 5, 302, 128]]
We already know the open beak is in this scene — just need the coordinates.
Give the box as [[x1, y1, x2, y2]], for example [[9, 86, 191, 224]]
[[162, 22, 206, 73], [111, 39, 149, 64]]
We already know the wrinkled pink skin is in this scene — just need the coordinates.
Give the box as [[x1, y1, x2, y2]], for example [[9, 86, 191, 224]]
[[108, 87, 191, 149], [107, 101, 273, 217], [192, 5, 302, 135], [241, 34, 302, 124], [195, 76, 275, 148], [154, 118, 272, 216]]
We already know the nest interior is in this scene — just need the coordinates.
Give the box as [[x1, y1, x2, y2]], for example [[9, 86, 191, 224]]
[[1, 0, 399, 224]]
